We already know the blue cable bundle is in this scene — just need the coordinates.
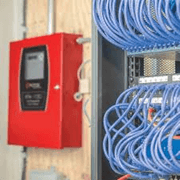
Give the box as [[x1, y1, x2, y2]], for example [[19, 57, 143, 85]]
[[93, 0, 180, 52], [103, 83, 180, 179]]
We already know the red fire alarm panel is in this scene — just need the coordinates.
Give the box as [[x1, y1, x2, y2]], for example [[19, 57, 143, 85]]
[[8, 33, 82, 149]]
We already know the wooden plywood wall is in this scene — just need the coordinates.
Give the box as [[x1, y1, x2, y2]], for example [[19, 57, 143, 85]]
[[26, 0, 91, 180]]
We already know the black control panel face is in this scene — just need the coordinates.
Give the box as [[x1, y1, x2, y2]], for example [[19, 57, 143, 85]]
[[20, 46, 48, 111]]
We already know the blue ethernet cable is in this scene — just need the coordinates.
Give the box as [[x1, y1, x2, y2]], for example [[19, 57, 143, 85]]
[[103, 83, 180, 179], [93, 0, 180, 51]]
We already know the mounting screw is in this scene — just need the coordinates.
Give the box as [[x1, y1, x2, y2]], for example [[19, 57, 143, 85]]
[[54, 85, 60, 90], [74, 92, 83, 102], [130, 77, 134, 83]]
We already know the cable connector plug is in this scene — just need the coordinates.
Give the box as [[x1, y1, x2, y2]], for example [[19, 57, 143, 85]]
[[74, 60, 91, 102], [79, 79, 90, 94]]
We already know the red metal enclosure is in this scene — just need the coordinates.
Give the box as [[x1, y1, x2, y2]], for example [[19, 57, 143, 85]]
[[8, 33, 82, 149]]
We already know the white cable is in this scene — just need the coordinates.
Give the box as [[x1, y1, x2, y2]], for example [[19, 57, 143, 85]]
[[77, 59, 91, 80], [74, 59, 91, 101], [74, 59, 91, 126], [83, 98, 91, 126]]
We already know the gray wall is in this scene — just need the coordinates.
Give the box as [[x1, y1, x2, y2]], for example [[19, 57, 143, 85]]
[[0, 0, 24, 179]]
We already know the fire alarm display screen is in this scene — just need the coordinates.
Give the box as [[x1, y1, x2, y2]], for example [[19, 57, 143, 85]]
[[20, 46, 48, 111], [25, 52, 44, 80]]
